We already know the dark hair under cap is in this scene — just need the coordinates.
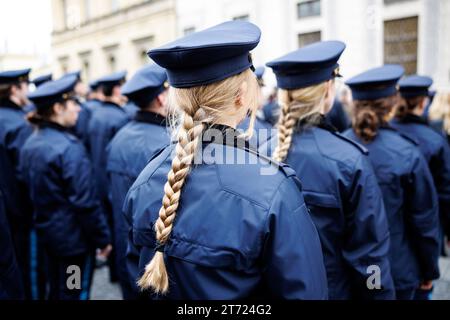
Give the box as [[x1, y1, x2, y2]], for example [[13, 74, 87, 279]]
[[148, 21, 261, 88]]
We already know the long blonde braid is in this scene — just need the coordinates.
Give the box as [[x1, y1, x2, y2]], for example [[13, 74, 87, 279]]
[[273, 83, 329, 162], [138, 69, 259, 294]]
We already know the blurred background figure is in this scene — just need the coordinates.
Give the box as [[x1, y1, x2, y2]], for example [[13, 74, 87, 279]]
[[429, 93, 450, 143], [22, 75, 112, 300], [106, 64, 170, 299]]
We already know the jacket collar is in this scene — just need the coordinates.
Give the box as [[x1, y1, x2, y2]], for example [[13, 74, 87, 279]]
[[203, 123, 254, 152], [0, 99, 24, 112], [37, 120, 70, 132], [103, 100, 125, 112], [134, 111, 167, 127], [396, 114, 429, 126], [297, 113, 338, 133]]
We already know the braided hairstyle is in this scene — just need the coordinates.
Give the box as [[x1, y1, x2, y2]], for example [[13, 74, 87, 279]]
[[137, 69, 259, 294], [352, 95, 398, 143], [272, 82, 328, 162]]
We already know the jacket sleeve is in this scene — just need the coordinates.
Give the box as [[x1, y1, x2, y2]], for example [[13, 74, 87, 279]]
[[432, 142, 450, 237], [261, 176, 328, 300], [62, 142, 111, 249], [122, 188, 144, 296], [341, 156, 395, 299], [404, 149, 440, 281]]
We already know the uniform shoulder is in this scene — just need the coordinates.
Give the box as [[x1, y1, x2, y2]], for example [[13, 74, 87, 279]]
[[313, 127, 368, 166], [213, 146, 299, 210], [384, 126, 419, 146]]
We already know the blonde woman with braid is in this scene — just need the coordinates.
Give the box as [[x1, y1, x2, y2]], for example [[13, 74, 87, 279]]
[[262, 41, 394, 300], [122, 21, 327, 299]]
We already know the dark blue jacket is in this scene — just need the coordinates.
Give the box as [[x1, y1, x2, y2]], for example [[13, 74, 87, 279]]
[[326, 100, 350, 133], [0, 172, 24, 299], [238, 115, 273, 149], [0, 100, 33, 229], [391, 115, 450, 236], [124, 126, 328, 300], [107, 112, 170, 232], [123, 102, 139, 119], [344, 127, 440, 289], [20, 122, 111, 257], [73, 102, 92, 148], [260, 119, 394, 300], [106, 111, 170, 296], [262, 101, 279, 126], [87, 101, 129, 202]]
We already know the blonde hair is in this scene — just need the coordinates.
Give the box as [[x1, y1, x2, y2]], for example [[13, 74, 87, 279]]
[[429, 92, 450, 135], [137, 69, 259, 294], [272, 82, 328, 162]]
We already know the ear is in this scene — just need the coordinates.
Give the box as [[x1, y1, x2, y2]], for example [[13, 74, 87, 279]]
[[53, 102, 65, 115], [235, 81, 248, 108]]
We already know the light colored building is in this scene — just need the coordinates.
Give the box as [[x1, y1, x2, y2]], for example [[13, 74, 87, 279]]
[[175, 0, 450, 91], [51, 0, 177, 81]]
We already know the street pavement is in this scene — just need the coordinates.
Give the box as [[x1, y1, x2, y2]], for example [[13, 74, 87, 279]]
[[90, 257, 450, 300]]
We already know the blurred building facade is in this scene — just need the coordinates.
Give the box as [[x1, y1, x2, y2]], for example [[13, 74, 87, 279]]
[[175, 0, 449, 90], [51, 0, 450, 90], [51, 0, 176, 81]]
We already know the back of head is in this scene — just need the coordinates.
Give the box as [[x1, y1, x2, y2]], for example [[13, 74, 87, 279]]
[[352, 95, 397, 143], [137, 20, 261, 295], [346, 65, 404, 143], [267, 40, 346, 162]]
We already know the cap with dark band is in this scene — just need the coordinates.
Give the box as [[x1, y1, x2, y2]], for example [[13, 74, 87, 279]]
[[398, 75, 433, 98], [0, 68, 31, 85], [267, 41, 346, 90], [32, 73, 53, 88], [28, 75, 78, 107], [121, 64, 168, 104], [96, 70, 127, 87], [346, 65, 404, 101], [148, 21, 261, 88]]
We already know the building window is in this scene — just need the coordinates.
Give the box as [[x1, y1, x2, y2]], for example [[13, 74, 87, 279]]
[[111, 0, 119, 12], [79, 51, 91, 81], [84, 0, 91, 21], [297, 0, 321, 19], [233, 15, 249, 21], [58, 56, 69, 75], [384, 0, 413, 5], [108, 55, 116, 72], [298, 31, 321, 48], [62, 0, 68, 28], [384, 16, 418, 75], [183, 27, 196, 35], [132, 35, 154, 65]]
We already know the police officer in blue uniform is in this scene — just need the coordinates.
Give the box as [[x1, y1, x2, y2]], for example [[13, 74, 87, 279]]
[[59, 71, 92, 146], [326, 98, 351, 132], [87, 70, 128, 282], [238, 66, 273, 148], [123, 21, 327, 299], [391, 76, 450, 299], [21, 75, 112, 300], [261, 41, 394, 300], [106, 64, 170, 299], [344, 65, 441, 300], [0, 68, 35, 299], [0, 146, 24, 299]]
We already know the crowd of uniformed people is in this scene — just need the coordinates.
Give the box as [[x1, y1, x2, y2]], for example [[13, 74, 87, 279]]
[[0, 20, 449, 300]]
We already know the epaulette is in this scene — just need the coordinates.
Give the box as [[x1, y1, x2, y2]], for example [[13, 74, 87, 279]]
[[331, 131, 369, 155]]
